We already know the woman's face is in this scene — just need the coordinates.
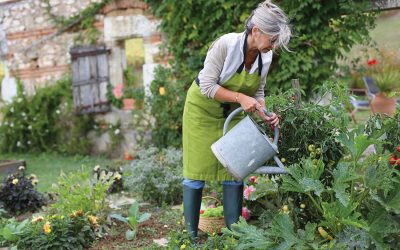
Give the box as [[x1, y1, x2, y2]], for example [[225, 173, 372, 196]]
[[252, 27, 277, 53]]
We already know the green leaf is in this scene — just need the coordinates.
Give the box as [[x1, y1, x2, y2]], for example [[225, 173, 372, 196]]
[[129, 201, 139, 217], [138, 213, 151, 223], [125, 229, 136, 241], [110, 214, 128, 224]]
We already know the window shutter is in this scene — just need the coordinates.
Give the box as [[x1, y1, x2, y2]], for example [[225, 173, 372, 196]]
[[70, 45, 110, 115]]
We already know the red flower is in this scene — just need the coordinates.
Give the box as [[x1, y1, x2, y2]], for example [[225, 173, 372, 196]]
[[367, 59, 377, 66], [249, 176, 257, 183], [200, 209, 205, 214]]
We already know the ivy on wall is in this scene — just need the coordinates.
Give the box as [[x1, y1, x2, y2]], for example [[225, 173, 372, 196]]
[[43, 0, 111, 44], [145, 0, 377, 94]]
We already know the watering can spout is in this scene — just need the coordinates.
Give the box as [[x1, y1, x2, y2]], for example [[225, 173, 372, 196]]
[[254, 155, 287, 175]]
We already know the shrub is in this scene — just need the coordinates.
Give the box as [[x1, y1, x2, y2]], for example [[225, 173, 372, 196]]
[[0, 169, 46, 215], [262, 81, 350, 166], [123, 146, 183, 205], [92, 164, 124, 194], [17, 213, 97, 250], [365, 109, 400, 153], [225, 125, 400, 249], [49, 168, 112, 217], [0, 76, 95, 155], [146, 66, 187, 148]]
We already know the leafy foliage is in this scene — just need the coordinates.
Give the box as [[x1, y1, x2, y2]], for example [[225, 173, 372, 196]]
[[123, 146, 183, 205], [0, 218, 29, 247], [145, 0, 376, 94], [263, 81, 349, 166], [0, 170, 46, 215], [49, 168, 112, 216], [110, 201, 151, 240], [365, 110, 400, 152], [223, 216, 319, 249], [0, 77, 95, 155], [17, 214, 97, 250], [146, 67, 187, 148]]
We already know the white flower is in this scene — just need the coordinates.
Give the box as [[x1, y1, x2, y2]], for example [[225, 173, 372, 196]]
[[28, 125, 32, 130], [16, 141, 21, 147], [18, 166, 25, 171], [21, 112, 26, 116], [12, 179, 18, 185], [10, 107, 14, 113], [27, 141, 31, 145], [10, 123, 14, 127], [56, 110, 60, 114], [114, 129, 120, 135], [94, 165, 100, 171]]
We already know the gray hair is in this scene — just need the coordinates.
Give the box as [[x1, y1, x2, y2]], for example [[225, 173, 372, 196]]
[[245, 1, 292, 51]]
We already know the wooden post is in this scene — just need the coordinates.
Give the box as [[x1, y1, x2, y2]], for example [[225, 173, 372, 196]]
[[291, 79, 301, 107]]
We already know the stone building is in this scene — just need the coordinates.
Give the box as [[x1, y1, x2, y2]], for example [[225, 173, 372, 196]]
[[0, 0, 165, 155]]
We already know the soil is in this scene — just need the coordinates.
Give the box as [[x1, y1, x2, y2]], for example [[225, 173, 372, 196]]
[[89, 207, 181, 250]]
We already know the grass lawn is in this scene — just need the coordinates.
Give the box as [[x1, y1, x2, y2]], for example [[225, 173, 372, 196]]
[[0, 153, 115, 193]]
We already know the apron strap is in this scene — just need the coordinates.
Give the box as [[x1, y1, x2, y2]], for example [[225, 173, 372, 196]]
[[237, 33, 263, 76]]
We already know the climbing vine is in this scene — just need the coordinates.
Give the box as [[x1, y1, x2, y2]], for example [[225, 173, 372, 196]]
[[43, 0, 111, 44], [145, 0, 378, 94]]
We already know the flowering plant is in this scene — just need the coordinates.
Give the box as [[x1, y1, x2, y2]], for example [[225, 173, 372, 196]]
[[365, 50, 400, 95], [17, 212, 97, 249], [0, 168, 46, 215]]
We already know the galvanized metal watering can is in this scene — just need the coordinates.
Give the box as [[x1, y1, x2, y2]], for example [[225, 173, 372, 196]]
[[211, 107, 287, 181]]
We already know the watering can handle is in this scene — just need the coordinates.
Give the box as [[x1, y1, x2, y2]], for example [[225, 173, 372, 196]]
[[223, 107, 279, 146]]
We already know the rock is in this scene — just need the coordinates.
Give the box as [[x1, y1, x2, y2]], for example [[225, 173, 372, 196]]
[[153, 238, 168, 247]]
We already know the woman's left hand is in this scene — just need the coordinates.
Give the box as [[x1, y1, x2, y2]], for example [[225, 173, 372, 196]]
[[256, 106, 279, 127]]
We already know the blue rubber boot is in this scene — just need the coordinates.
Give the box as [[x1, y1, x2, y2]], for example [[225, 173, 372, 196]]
[[183, 185, 203, 238], [223, 183, 243, 229]]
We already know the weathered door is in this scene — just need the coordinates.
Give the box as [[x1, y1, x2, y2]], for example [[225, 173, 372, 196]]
[[70, 45, 110, 114]]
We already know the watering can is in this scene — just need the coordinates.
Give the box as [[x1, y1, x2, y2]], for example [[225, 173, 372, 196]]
[[211, 107, 287, 181]]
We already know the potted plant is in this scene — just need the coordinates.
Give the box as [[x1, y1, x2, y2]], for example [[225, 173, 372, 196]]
[[122, 86, 145, 110], [365, 53, 400, 116]]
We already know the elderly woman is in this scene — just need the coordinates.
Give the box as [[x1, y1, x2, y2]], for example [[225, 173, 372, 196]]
[[182, 0, 291, 237]]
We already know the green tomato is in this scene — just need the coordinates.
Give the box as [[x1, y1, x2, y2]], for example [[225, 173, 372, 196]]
[[308, 144, 315, 152]]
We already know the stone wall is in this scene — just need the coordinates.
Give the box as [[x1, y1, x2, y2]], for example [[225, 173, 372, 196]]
[[0, 0, 162, 96], [0, 0, 164, 156]]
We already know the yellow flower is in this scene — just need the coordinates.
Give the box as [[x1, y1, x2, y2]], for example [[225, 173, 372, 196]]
[[12, 179, 18, 185], [31, 216, 44, 224], [114, 173, 122, 180], [180, 244, 186, 250], [32, 179, 39, 185], [159, 87, 166, 96], [76, 209, 84, 216], [88, 215, 98, 227], [60, 215, 65, 219], [43, 221, 52, 234]]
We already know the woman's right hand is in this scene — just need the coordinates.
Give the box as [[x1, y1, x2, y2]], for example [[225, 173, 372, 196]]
[[238, 94, 260, 112]]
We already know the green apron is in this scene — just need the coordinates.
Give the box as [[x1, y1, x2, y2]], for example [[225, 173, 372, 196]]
[[183, 62, 262, 181]]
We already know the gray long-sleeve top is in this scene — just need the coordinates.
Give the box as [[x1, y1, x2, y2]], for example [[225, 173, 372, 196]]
[[197, 32, 273, 100]]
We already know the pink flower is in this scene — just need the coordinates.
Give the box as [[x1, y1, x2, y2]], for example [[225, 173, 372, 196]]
[[112, 84, 124, 99], [242, 207, 251, 220], [243, 185, 256, 200]]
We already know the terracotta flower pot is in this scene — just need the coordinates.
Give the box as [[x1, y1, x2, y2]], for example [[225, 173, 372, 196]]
[[370, 93, 397, 117], [122, 98, 135, 110], [122, 98, 143, 110]]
